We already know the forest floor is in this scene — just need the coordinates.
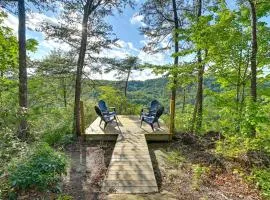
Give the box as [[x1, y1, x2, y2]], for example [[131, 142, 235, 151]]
[[60, 133, 263, 200]]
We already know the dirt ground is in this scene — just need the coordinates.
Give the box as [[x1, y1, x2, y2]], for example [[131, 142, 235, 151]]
[[62, 140, 114, 200], [61, 133, 263, 200], [147, 140, 261, 200]]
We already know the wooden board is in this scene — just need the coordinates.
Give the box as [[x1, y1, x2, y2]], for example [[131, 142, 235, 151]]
[[101, 117, 158, 194]]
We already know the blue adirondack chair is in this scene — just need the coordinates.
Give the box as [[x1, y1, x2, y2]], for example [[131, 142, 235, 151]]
[[140, 100, 161, 119], [94, 106, 119, 129], [98, 100, 116, 115], [141, 106, 164, 131]]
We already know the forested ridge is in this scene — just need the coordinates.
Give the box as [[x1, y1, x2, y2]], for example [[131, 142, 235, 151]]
[[1, 0, 270, 199]]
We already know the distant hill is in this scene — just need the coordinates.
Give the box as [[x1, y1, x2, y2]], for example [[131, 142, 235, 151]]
[[86, 77, 222, 109]]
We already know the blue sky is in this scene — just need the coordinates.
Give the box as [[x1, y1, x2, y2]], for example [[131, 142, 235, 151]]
[[108, 6, 143, 48], [2, 0, 270, 80]]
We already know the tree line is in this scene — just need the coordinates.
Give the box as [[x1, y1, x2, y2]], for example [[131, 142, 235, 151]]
[[1, 0, 270, 141], [139, 0, 270, 135]]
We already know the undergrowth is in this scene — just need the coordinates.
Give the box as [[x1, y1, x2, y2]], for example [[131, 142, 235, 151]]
[[250, 168, 270, 199], [5, 143, 67, 199]]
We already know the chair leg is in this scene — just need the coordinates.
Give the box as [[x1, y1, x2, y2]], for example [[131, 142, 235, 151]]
[[157, 121, 160, 128], [150, 124, 154, 131], [116, 115, 120, 123], [114, 116, 120, 129], [116, 120, 120, 131], [140, 109, 143, 119]]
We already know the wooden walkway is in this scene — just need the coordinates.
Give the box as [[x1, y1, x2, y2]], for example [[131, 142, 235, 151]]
[[85, 115, 170, 193]]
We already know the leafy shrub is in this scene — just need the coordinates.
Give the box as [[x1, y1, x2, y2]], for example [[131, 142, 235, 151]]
[[29, 106, 73, 140], [83, 99, 98, 126], [98, 86, 127, 113], [98, 86, 141, 115], [0, 130, 28, 173], [166, 151, 185, 167], [124, 102, 141, 115], [250, 168, 270, 198], [216, 135, 270, 158], [42, 124, 73, 147], [192, 164, 210, 190], [215, 136, 248, 157], [0, 175, 12, 200], [29, 106, 76, 147], [8, 143, 67, 192], [57, 194, 74, 200]]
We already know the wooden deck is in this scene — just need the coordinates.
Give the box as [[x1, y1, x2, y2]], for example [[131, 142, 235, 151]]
[[85, 115, 170, 141], [85, 115, 170, 194]]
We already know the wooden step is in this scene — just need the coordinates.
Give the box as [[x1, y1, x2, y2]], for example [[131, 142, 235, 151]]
[[108, 165, 153, 171], [105, 173, 157, 181], [103, 180, 157, 186], [102, 186, 158, 193]]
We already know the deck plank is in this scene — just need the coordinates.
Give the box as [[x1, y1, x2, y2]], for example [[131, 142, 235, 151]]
[[101, 116, 158, 193]]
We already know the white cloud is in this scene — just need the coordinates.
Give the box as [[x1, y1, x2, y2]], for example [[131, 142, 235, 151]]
[[2, 10, 58, 34], [3, 11, 18, 34], [26, 12, 58, 31], [99, 40, 139, 59], [90, 40, 168, 80], [160, 34, 171, 49], [2, 9, 167, 80], [2, 10, 71, 59], [139, 34, 172, 64], [88, 67, 161, 81], [130, 13, 146, 27], [130, 69, 162, 81], [100, 40, 169, 66], [115, 40, 128, 48], [127, 42, 139, 52], [138, 51, 167, 65], [40, 39, 70, 51]]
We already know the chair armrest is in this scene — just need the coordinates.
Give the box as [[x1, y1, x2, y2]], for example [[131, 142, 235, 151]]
[[109, 107, 116, 111], [141, 107, 150, 112]]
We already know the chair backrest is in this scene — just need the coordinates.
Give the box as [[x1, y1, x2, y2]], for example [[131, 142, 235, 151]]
[[98, 100, 108, 112], [94, 106, 103, 118], [150, 100, 160, 112], [154, 106, 164, 122]]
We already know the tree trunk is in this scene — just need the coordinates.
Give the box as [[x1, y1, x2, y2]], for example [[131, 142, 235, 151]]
[[169, 0, 179, 135], [0, 71, 3, 106], [196, 49, 204, 131], [191, 0, 203, 133], [249, 0, 257, 102], [18, 0, 28, 140], [182, 88, 186, 113], [236, 64, 241, 133], [124, 68, 131, 97], [239, 58, 249, 128], [73, 0, 91, 136], [240, 83, 246, 119], [61, 77, 67, 107], [248, 0, 257, 137], [236, 60, 241, 108], [191, 91, 198, 133]]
